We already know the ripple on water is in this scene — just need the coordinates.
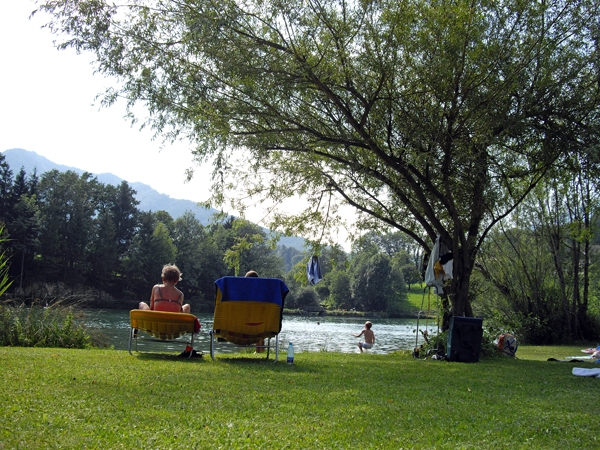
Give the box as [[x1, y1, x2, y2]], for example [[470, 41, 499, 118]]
[[83, 309, 440, 354]]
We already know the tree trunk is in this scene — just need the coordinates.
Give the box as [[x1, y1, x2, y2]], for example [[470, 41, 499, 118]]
[[439, 244, 474, 331], [547, 189, 572, 338], [582, 228, 590, 317], [571, 237, 581, 337], [549, 229, 571, 337], [581, 179, 591, 320]]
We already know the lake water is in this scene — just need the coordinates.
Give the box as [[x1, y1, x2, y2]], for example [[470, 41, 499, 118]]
[[83, 309, 440, 355]]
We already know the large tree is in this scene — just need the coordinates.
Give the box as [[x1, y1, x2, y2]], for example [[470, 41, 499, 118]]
[[108, 181, 139, 257], [0, 154, 14, 227], [122, 211, 177, 299], [37, 170, 100, 284], [37, 0, 600, 317]]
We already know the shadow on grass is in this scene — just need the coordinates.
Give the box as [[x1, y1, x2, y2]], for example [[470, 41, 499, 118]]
[[211, 356, 319, 373], [131, 349, 322, 373], [212, 355, 282, 364], [129, 351, 206, 362]]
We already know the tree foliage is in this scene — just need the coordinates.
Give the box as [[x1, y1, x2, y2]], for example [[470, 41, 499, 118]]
[[475, 153, 600, 343], [37, 170, 99, 284], [349, 242, 408, 313], [36, 0, 600, 317], [474, 119, 600, 343]]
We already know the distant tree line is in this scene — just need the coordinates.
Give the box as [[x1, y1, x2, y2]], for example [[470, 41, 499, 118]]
[[0, 154, 414, 315]]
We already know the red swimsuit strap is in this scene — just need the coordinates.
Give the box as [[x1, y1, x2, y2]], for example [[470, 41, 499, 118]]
[[155, 287, 183, 310]]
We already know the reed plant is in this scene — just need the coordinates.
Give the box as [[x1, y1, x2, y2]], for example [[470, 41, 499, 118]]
[[1, 345, 599, 449], [0, 302, 92, 348]]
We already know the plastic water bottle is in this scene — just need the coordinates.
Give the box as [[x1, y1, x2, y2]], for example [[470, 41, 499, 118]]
[[287, 342, 294, 364]]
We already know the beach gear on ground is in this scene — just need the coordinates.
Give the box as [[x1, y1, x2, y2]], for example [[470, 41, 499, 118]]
[[178, 345, 203, 358], [572, 367, 600, 377], [497, 333, 518, 357], [447, 316, 483, 363]]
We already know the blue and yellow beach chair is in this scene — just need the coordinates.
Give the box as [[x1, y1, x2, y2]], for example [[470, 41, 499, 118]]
[[210, 276, 289, 361]]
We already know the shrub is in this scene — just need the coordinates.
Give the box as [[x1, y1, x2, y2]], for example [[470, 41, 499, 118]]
[[0, 302, 92, 348]]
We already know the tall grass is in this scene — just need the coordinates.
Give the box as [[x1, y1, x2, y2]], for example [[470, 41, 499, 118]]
[[0, 301, 92, 348]]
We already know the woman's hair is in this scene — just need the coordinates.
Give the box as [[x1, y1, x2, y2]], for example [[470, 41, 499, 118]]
[[245, 270, 259, 278], [162, 264, 182, 283]]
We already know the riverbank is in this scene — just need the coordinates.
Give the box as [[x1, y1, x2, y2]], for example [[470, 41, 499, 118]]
[[283, 308, 432, 319], [1, 346, 598, 449]]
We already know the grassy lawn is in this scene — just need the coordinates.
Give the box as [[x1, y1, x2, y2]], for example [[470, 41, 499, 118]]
[[2, 345, 600, 449], [407, 284, 438, 311]]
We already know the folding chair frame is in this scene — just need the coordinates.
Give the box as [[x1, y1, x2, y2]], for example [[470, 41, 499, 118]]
[[209, 331, 279, 361], [128, 310, 197, 358]]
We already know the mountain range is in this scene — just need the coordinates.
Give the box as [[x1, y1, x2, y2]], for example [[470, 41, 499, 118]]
[[2, 148, 305, 250]]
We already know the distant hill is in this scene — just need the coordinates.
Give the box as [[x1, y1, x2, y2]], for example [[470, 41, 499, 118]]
[[2, 148, 305, 250]]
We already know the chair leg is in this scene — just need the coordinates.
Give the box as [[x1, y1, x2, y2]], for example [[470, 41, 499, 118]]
[[209, 330, 216, 361], [274, 335, 279, 363], [128, 327, 135, 355], [188, 333, 195, 359]]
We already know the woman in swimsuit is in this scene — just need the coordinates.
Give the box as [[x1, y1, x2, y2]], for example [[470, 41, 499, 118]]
[[138, 264, 191, 313]]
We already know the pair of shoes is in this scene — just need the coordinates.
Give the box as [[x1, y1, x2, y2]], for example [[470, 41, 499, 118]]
[[178, 348, 203, 358]]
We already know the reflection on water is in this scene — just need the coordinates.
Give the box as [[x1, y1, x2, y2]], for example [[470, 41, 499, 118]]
[[83, 309, 440, 355]]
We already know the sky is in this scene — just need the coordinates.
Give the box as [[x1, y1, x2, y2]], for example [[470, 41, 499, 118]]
[[0, 1, 353, 249], [1, 1, 212, 203]]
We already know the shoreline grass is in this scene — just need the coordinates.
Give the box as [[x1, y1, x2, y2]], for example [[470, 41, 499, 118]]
[[0, 303, 92, 348], [2, 346, 599, 449]]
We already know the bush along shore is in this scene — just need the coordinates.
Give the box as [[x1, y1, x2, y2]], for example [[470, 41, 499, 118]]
[[0, 302, 91, 348]]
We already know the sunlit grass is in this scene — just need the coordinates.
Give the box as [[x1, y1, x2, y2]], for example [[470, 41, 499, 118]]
[[516, 344, 600, 361], [1, 346, 599, 449], [407, 284, 438, 311]]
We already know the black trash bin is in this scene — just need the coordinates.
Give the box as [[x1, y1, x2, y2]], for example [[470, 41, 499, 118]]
[[447, 316, 483, 362]]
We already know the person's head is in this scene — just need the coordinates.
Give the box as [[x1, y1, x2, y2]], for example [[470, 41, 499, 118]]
[[162, 264, 182, 283], [365, 321, 372, 329], [245, 270, 259, 278]]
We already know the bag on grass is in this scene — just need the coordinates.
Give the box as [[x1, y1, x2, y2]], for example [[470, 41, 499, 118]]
[[498, 333, 518, 357]]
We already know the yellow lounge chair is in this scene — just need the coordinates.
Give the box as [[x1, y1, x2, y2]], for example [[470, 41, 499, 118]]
[[129, 309, 198, 358], [210, 276, 289, 361]]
